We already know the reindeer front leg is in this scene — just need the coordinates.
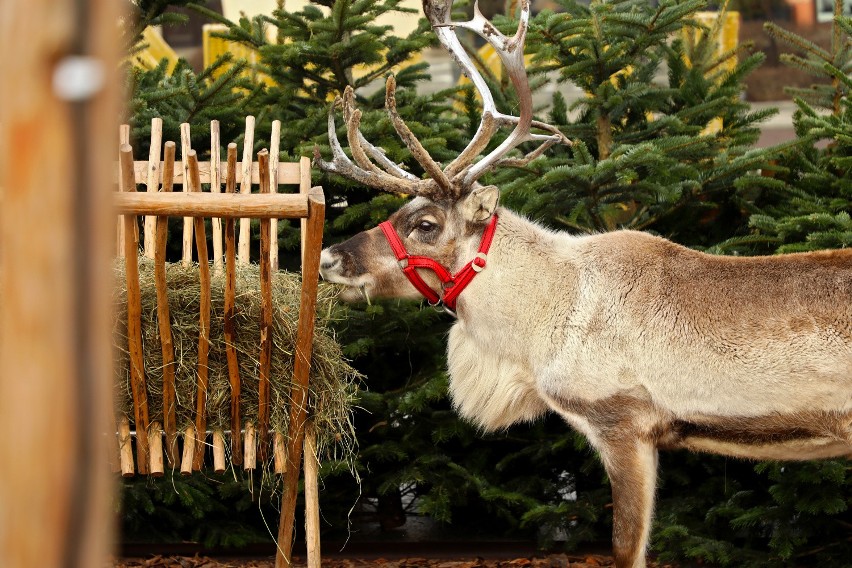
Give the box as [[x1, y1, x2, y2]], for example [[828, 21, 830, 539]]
[[598, 437, 659, 568]]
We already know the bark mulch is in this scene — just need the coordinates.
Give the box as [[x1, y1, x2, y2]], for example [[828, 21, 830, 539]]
[[112, 554, 676, 568]]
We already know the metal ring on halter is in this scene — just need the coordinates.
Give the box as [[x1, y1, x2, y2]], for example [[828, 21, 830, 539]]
[[429, 299, 456, 317]]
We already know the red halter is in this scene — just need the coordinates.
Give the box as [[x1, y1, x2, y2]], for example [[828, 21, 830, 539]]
[[378, 214, 498, 313]]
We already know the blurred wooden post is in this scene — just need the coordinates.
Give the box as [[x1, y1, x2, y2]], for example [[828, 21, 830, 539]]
[[0, 0, 119, 565]]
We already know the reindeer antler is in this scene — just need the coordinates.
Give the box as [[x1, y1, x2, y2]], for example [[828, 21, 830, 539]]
[[314, 85, 442, 197], [428, 0, 569, 186], [314, 0, 569, 197]]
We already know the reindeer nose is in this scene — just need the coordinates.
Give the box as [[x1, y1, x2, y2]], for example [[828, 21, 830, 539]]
[[320, 258, 340, 271], [319, 250, 341, 274]]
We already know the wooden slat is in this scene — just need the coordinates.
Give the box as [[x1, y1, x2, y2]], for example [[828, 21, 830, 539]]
[[224, 144, 243, 466], [212, 430, 226, 474], [148, 422, 164, 477], [304, 424, 321, 568], [274, 432, 286, 474], [156, 142, 179, 467], [144, 117, 162, 259], [114, 192, 310, 219], [238, 116, 255, 266], [244, 422, 257, 471], [117, 125, 130, 259], [126, 160, 303, 185], [120, 144, 150, 475], [108, 420, 122, 473], [180, 123, 193, 266], [299, 156, 311, 264], [189, 151, 211, 471], [269, 120, 281, 271], [276, 187, 326, 568], [257, 150, 272, 463], [118, 416, 135, 477], [210, 120, 223, 277], [180, 425, 195, 476]]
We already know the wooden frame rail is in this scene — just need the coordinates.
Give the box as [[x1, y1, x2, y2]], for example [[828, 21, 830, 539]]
[[114, 116, 325, 568]]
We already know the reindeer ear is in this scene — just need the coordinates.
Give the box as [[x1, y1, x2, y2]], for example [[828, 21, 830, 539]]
[[461, 185, 499, 222]]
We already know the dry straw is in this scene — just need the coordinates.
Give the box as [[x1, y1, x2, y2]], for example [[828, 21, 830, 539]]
[[113, 257, 360, 467]]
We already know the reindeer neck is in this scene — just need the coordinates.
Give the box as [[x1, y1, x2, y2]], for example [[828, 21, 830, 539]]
[[453, 208, 580, 328]]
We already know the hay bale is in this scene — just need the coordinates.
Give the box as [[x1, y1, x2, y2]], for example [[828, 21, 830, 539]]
[[113, 257, 360, 463]]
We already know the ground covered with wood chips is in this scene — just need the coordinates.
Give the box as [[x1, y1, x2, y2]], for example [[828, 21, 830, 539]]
[[112, 554, 675, 567]]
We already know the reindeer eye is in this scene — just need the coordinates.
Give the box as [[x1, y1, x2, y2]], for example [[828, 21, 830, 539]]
[[417, 220, 437, 233]]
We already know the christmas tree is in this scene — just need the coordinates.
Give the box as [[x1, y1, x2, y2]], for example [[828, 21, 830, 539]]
[[120, 1, 850, 563], [654, 3, 851, 565], [494, 0, 783, 248], [748, 1, 851, 251]]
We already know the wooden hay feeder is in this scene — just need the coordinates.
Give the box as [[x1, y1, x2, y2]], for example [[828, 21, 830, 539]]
[[113, 116, 327, 567]]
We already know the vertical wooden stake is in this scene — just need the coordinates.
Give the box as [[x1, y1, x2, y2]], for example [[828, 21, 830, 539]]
[[117, 125, 130, 259], [224, 143, 243, 465], [212, 430, 226, 474], [180, 425, 195, 476], [120, 144, 150, 475], [157, 142, 179, 467], [299, 156, 311, 265], [189, 151, 211, 471], [274, 432, 287, 474], [276, 187, 325, 568], [238, 115, 256, 266], [304, 424, 321, 568], [269, 120, 281, 271], [180, 123, 193, 266], [118, 416, 135, 477], [108, 418, 122, 473], [148, 422, 164, 477], [244, 422, 257, 471], [210, 120, 224, 276], [144, 117, 163, 259], [257, 150, 273, 463]]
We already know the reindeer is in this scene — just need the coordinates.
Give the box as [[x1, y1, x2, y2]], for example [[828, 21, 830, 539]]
[[315, 1, 852, 566]]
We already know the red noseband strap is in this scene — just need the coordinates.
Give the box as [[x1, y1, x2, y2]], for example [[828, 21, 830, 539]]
[[378, 214, 498, 313]]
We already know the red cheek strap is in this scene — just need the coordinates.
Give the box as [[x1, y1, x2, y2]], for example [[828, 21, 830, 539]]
[[378, 214, 498, 312]]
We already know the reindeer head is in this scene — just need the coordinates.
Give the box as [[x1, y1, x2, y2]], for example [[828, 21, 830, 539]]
[[317, 0, 568, 308]]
